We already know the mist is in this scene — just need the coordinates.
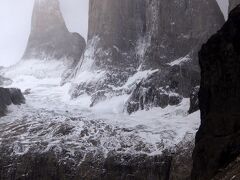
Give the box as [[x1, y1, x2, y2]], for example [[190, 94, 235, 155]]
[[0, 0, 227, 67], [0, 0, 89, 67], [0, 0, 34, 67]]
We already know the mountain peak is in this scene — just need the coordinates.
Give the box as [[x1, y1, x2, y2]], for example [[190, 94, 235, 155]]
[[22, 0, 86, 64]]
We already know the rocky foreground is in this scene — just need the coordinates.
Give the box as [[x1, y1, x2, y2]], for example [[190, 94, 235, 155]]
[[0, 131, 194, 180], [0, 77, 199, 179]]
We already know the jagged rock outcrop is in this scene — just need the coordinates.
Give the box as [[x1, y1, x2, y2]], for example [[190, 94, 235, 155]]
[[0, 88, 25, 117], [126, 64, 200, 114], [126, 66, 199, 114], [229, 0, 240, 12], [192, 6, 240, 180], [22, 0, 86, 65]]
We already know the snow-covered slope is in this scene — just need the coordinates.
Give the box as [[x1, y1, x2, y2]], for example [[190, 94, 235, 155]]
[[0, 59, 200, 158]]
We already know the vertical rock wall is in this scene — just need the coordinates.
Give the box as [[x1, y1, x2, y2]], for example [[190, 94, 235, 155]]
[[192, 5, 240, 179]]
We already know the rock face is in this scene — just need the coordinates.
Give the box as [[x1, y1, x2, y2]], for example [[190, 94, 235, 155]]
[[69, 0, 148, 103], [0, 88, 25, 117], [71, 0, 224, 111], [88, 0, 146, 70], [192, 5, 240, 180], [229, 0, 240, 12], [22, 0, 86, 65], [87, 0, 224, 70], [143, 0, 225, 68], [125, 0, 224, 113]]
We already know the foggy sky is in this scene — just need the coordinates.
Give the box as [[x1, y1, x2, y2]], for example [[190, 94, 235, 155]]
[[0, 0, 89, 67], [0, 0, 228, 67], [217, 0, 229, 19]]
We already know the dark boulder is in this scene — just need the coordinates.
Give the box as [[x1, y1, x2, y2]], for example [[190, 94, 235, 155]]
[[0, 87, 25, 117], [192, 5, 240, 180], [188, 86, 200, 114], [8, 88, 25, 105]]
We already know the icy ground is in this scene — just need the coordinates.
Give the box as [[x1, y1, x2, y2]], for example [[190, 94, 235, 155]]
[[0, 60, 200, 160]]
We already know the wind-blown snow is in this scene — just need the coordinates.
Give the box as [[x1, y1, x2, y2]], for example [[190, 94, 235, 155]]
[[69, 37, 106, 85], [0, 59, 200, 160], [136, 36, 151, 68], [123, 69, 159, 89], [4, 59, 74, 80], [167, 55, 191, 66]]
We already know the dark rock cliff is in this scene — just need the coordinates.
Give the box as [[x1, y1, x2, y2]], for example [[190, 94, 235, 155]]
[[22, 0, 86, 65], [143, 0, 225, 68], [192, 5, 240, 180], [87, 0, 224, 70], [70, 0, 148, 103], [72, 0, 224, 112], [126, 0, 224, 113], [188, 86, 200, 114], [88, 0, 146, 70], [229, 0, 240, 12], [0, 88, 25, 117]]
